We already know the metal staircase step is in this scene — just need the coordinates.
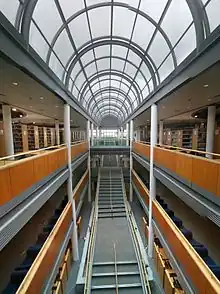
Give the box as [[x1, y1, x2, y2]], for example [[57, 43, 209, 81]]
[[91, 283, 142, 290], [92, 271, 140, 277]]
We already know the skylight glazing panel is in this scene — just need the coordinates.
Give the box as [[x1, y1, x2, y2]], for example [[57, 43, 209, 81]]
[[113, 7, 136, 39], [33, 0, 62, 44], [95, 45, 110, 58], [205, 0, 220, 32], [111, 80, 121, 89], [125, 62, 137, 79], [127, 51, 142, 67], [139, 0, 168, 22], [68, 79, 73, 92], [70, 62, 82, 81], [135, 72, 146, 89], [132, 16, 155, 50], [139, 63, 151, 82], [99, 80, 110, 89], [72, 85, 79, 98], [112, 45, 128, 59], [148, 31, 170, 67], [49, 52, 65, 80], [85, 62, 97, 77], [148, 79, 154, 92], [120, 82, 130, 93], [161, 0, 193, 46], [91, 82, 100, 93], [53, 30, 73, 66], [97, 58, 110, 71], [158, 53, 174, 82], [142, 86, 150, 99], [174, 25, 196, 65], [0, 0, 19, 25], [69, 14, 90, 49], [89, 7, 111, 39], [29, 21, 49, 61], [75, 72, 85, 89], [59, 0, 84, 20], [112, 58, 125, 72], [81, 50, 95, 66]]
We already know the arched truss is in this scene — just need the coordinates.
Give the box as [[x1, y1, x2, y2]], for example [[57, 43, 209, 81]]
[[1, 0, 219, 124]]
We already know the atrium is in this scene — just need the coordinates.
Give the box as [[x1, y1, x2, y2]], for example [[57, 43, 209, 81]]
[[0, 1, 220, 293]]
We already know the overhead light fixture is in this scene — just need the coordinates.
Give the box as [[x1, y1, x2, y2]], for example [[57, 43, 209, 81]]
[[33, 121, 35, 124], [194, 115, 198, 118], [12, 108, 17, 111], [203, 84, 209, 88], [40, 96, 44, 100], [20, 114, 23, 118], [12, 82, 18, 86], [208, 98, 212, 102], [55, 105, 59, 108], [162, 105, 165, 109]]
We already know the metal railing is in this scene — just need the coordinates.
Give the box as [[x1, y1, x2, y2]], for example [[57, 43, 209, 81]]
[[113, 243, 119, 294], [84, 169, 100, 294], [93, 138, 128, 147], [121, 169, 151, 294], [0, 140, 85, 166]]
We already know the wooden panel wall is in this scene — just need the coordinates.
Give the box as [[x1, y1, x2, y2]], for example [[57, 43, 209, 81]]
[[17, 202, 73, 293], [73, 169, 89, 205], [153, 201, 220, 294], [133, 142, 220, 197], [134, 171, 220, 293], [132, 169, 149, 206], [0, 142, 88, 209], [71, 141, 88, 159], [132, 142, 150, 159]]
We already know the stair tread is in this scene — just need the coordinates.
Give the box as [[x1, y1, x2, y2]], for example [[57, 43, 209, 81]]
[[92, 271, 140, 277], [91, 283, 142, 290]]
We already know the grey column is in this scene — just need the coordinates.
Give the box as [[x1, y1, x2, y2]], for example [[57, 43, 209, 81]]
[[2, 105, 14, 156], [206, 105, 216, 159], [64, 104, 79, 261]]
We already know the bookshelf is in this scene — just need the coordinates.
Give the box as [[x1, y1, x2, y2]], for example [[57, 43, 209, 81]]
[[27, 125, 35, 150], [13, 123, 23, 153], [38, 127, 44, 149], [47, 127, 52, 146]]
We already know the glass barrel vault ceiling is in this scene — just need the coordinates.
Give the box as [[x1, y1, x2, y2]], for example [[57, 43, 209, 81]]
[[1, 0, 220, 124]]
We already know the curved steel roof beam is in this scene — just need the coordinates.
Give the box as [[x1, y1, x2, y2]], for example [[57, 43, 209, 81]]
[[89, 96, 131, 116], [65, 38, 158, 89], [82, 79, 139, 107], [85, 87, 134, 110], [73, 55, 150, 96], [79, 70, 143, 104]]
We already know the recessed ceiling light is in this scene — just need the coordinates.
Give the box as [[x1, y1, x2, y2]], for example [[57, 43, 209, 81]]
[[12, 82, 18, 86], [20, 114, 23, 118], [12, 108, 17, 111], [208, 98, 212, 102], [162, 105, 165, 109], [33, 121, 35, 124], [203, 84, 209, 88], [194, 115, 198, 118], [40, 96, 44, 100], [55, 105, 59, 108]]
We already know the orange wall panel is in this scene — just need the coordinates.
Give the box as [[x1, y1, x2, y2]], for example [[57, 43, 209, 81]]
[[33, 155, 49, 183], [133, 142, 150, 159], [0, 168, 12, 206], [192, 157, 219, 195], [132, 169, 149, 206], [175, 153, 193, 182], [153, 201, 220, 293], [9, 160, 34, 198], [73, 169, 89, 205], [47, 151, 59, 174]]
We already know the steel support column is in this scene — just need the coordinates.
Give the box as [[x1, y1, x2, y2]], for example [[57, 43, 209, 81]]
[[148, 104, 158, 258], [130, 120, 134, 202], [87, 120, 91, 202], [64, 104, 79, 261]]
